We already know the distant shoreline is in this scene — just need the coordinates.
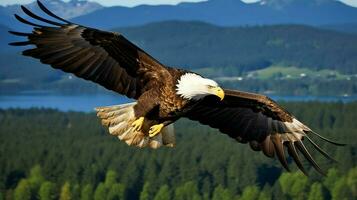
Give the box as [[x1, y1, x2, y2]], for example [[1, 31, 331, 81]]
[[0, 93, 356, 112]]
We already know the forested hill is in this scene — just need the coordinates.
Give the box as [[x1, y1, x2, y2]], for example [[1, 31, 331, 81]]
[[0, 102, 356, 199], [113, 21, 357, 74], [321, 23, 357, 34], [3, 22, 357, 76]]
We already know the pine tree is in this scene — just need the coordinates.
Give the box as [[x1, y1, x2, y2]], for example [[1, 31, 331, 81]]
[[38, 181, 55, 200], [140, 182, 151, 200], [332, 177, 352, 200], [174, 181, 202, 200], [82, 164, 100, 184], [240, 186, 260, 200], [14, 179, 31, 200], [279, 172, 292, 195], [271, 182, 287, 200], [258, 185, 272, 200], [290, 173, 308, 200], [307, 183, 324, 200], [153, 185, 170, 200], [104, 170, 117, 189], [94, 183, 107, 200], [323, 168, 340, 193], [28, 165, 45, 193], [346, 167, 357, 197], [238, 161, 257, 189], [142, 160, 159, 189], [211, 185, 235, 200], [226, 156, 240, 193], [80, 184, 93, 200], [107, 183, 126, 200], [59, 182, 72, 200], [279, 172, 308, 200], [72, 184, 80, 200]]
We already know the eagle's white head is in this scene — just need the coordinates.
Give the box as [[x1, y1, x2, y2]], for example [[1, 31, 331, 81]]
[[176, 73, 225, 101]]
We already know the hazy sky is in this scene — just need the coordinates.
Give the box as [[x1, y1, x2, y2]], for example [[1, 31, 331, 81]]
[[0, 0, 356, 7]]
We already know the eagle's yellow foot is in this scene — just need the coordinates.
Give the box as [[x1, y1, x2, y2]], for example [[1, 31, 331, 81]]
[[131, 117, 144, 131], [149, 123, 164, 137]]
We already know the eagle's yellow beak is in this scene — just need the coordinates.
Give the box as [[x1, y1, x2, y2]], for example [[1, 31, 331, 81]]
[[212, 87, 225, 101]]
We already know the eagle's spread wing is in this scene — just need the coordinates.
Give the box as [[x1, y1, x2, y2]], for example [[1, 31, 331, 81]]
[[9, 1, 169, 99], [185, 89, 344, 175]]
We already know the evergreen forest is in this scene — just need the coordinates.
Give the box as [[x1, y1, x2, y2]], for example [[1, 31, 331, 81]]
[[0, 102, 356, 200]]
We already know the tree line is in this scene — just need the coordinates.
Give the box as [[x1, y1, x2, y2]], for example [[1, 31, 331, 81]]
[[8, 165, 357, 200]]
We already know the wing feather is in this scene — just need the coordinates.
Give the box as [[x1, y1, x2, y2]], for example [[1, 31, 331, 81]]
[[185, 89, 344, 175], [286, 142, 308, 175], [20, 5, 64, 26], [9, 0, 169, 99], [36, 0, 72, 24]]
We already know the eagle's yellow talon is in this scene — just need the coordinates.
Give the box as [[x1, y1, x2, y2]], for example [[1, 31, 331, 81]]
[[149, 123, 164, 137], [131, 117, 144, 131]]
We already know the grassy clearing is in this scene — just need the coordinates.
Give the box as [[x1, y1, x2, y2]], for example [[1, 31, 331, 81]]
[[246, 66, 352, 80]]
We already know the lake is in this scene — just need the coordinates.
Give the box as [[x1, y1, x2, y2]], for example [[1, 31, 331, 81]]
[[0, 94, 356, 112]]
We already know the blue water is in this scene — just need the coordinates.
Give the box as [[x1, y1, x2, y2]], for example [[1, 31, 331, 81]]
[[0, 94, 132, 112], [0, 93, 355, 112]]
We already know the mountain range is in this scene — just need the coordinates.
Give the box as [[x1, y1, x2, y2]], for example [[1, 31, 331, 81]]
[[0, 0, 103, 30], [0, 0, 356, 30], [72, 0, 357, 29]]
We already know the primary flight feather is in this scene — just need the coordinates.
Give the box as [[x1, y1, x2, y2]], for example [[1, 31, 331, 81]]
[[10, 0, 344, 175]]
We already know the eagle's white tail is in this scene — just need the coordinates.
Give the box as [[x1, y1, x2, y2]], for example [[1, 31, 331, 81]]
[[95, 102, 175, 149]]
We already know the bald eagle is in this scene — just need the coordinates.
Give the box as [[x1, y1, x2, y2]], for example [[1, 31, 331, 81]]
[[10, 0, 344, 175]]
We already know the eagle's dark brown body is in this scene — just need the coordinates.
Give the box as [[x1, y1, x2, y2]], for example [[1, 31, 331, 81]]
[[9, 0, 345, 175], [133, 68, 192, 132]]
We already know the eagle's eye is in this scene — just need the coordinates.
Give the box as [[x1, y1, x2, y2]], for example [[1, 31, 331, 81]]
[[207, 85, 215, 89]]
